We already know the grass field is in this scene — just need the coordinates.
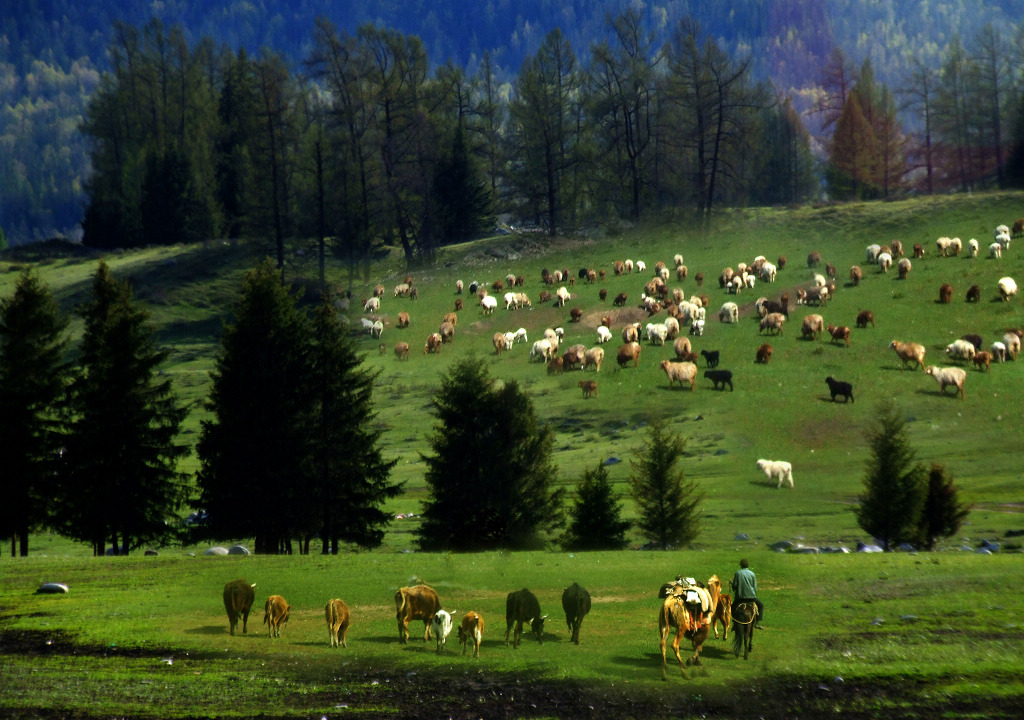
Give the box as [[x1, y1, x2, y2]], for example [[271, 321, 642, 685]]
[[2, 192, 1024, 717]]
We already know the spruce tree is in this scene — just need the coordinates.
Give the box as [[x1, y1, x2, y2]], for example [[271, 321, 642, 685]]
[[308, 298, 400, 552], [562, 463, 631, 551], [916, 463, 971, 551], [855, 401, 927, 551], [417, 358, 563, 550], [55, 262, 188, 555], [0, 269, 70, 556], [195, 260, 315, 554], [630, 425, 702, 549]]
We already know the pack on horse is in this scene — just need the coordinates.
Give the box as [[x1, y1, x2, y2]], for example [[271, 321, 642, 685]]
[[732, 599, 758, 659], [659, 578, 713, 679]]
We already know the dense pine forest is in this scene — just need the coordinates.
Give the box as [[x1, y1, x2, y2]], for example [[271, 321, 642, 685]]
[[1, 0, 1023, 247]]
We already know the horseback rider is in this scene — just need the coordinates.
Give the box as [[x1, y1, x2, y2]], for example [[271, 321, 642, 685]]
[[730, 559, 764, 629]]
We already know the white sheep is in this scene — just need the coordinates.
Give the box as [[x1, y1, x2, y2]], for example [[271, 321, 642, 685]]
[[663, 316, 680, 339], [997, 277, 1017, 301], [968, 238, 979, 257], [370, 320, 384, 339], [997, 231, 1012, 249], [948, 237, 962, 255], [503, 331, 515, 350], [991, 341, 1007, 363], [877, 252, 892, 273], [481, 295, 498, 314], [555, 286, 570, 306], [504, 292, 518, 310], [989, 242, 1003, 259], [636, 260, 647, 273], [936, 236, 952, 256], [996, 224, 1010, 238], [690, 318, 705, 336], [514, 327, 528, 344], [744, 273, 756, 289], [596, 325, 612, 344], [925, 365, 966, 399], [759, 262, 777, 282], [865, 244, 881, 262], [455, 279, 464, 294], [944, 339, 976, 362], [813, 273, 827, 287], [530, 339, 554, 362], [645, 322, 668, 346], [756, 459, 794, 488], [718, 302, 739, 323], [360, 317, 375, 333], [673, 253, 684, 267], [363, 297, 380, 313], [1003, 332, 1021, 360]]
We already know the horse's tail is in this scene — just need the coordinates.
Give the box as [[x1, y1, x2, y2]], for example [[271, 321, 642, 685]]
[[732, 625, 744, 656]]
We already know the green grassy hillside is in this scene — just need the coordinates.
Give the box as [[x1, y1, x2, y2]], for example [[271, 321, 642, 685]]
[[4, 193, 1024, 554]]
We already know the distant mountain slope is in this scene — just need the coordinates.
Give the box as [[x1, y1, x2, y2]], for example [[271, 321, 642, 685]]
[[1, 0, 1019, 243]]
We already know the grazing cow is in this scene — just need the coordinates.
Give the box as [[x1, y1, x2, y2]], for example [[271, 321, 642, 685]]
[[223, 579, 256, 636], [825, 376, 854, 403], [325, 598, 351, 648], [458, 611, 485, 657], [561, 583, 592, 646], [430, 609, 456, 653], [704, 369, 733, 391], [395, 585, 441, 644], [505, 588, 547, 648], [263, 595, 290, 638]]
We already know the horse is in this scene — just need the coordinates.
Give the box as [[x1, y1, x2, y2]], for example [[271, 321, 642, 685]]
[[659, 583, 711, 679], [731, 600, 758, 660]]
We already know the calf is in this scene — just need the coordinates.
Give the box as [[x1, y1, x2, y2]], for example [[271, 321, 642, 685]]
[[704, 369, 733, 391], [458, 611, 485, 657], [325, 598, 351, 648], [263, 595, 290, 638], [505, 588, 547, 648], [561, 583, 592, 646], [430, 609, 456, 653], [223, 579, 256, 636], [395, 584, 441, 643], [700, 349, 720, 368], [825, 376, 854, 403]]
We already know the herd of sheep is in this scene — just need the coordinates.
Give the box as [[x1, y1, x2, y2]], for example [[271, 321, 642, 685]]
[[344, 216, 1022, 489]]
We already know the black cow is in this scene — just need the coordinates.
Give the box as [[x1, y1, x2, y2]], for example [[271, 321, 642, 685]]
[[223, 579, 256, 636], [825, 376, 854, 403], [505, 588, 546, 648], [704, 369, 733, 391], [561, 582, 591, 645], [700, 349, 720, 368]]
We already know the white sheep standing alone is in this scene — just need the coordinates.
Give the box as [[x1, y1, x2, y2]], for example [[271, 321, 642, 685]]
[[756, 459, 794, 488], [596, 325, 612, 344], [925, 365, 966, 399], [968, 238, 979, 257], [989, 242, 1003, 259], [998, 276, 1017, 301]]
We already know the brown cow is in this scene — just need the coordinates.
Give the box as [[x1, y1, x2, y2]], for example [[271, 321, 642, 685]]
[[263, 594, 290, 638], [223, 579, 256, 636], [325, 598, 351, 648], [458, 611, 485, 657], [395, 585, 441, 644]]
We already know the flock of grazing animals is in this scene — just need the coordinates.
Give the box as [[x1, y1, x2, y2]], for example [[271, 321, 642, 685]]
[[349, 218, 1021, 490], [223, 576, 747, 676]]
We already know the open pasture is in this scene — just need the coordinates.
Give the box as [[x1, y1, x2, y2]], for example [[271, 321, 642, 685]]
[[3, 549, 1024, 717]]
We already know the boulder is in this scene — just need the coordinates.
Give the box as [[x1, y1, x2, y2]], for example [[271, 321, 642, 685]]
[[36, 583, 69, 594], [204, 546, 229, 556], [228, 545, 251, 556]]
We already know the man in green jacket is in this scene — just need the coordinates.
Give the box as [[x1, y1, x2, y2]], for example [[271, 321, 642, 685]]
[[731, 558, 764, 628]]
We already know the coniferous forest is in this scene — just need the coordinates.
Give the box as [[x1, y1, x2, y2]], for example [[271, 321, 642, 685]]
[[1, 1, 1023, 249]]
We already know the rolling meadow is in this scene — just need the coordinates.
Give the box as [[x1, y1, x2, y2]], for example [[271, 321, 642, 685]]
[[2, 192, 1024, 718]]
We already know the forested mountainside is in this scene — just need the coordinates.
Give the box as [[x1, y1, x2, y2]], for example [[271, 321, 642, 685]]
[[1, 0, 1021, 243]]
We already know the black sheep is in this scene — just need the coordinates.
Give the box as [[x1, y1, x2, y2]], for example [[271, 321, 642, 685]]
[[961, 333, 983, 351], [825, 376, 854, 403], [704, 369, 733, 391], [700, 349, 720, 368]]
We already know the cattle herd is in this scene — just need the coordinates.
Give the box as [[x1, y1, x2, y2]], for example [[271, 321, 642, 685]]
[[222, 574, 742, 675]]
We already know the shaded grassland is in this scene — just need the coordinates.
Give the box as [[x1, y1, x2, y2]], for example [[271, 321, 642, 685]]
[[3, 193, 1024, 716]]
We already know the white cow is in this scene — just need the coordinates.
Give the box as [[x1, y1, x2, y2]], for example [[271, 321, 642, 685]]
[[431, 609, 455, 653]]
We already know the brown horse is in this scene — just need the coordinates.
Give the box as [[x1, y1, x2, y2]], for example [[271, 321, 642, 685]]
[[659, 584, 711, 679], [732, 600, 758, 660]]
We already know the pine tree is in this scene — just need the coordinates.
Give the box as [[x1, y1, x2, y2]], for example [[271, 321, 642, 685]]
[[0, 269, 70, 556], [308, 299, 400, 552], [195, 260, 315, 554], [432, 126, 494, 245], [915, 464, 971, 551], [562, 463, 631, 551], [855, 401, 927, 551], [417, 358, 563, 551], [630, 425, 702, 550], [55, 262, 188, 555]]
